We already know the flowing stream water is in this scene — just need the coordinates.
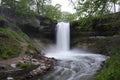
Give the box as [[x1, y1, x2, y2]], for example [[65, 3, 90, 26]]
[[38, 22, 107, 80]]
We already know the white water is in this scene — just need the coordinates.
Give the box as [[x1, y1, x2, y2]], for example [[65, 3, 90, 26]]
[[38, 22, 107, 80], [57, 22, 70, 50]]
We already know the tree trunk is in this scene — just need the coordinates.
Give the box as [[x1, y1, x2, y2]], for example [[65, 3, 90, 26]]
[[114, 3, 116, 13]]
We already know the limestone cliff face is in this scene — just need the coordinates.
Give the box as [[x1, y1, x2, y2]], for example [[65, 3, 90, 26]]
[[70, 12, 120, 37], [0, 8, 57, 39]]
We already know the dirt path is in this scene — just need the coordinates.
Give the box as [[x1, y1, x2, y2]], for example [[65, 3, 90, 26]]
[[0, 42, 27, 64]]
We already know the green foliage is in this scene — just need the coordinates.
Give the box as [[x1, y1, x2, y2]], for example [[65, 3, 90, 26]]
[[17, 62, 34, 68], [0, 41, 21, 59], [15, 0, 34, 14], [68, 0, 120, 31], [94, 36, 120, 80], [0, 27, 28, 42], [33, 0, 51, 15], [43, 4, 62, 20], [0, 28, 22, 59], [1, 0, 16, 9], [69, 0, 120, 18], [96, 46, 120, 80], [0, 0, 77, 21], [73, 12, 120, 32], [1, 0, 35, 14], [77, 17, 93, 31], [60, 11, 77, 22], [11, 31, 26, 42], [0, 16, 7, 21], [0, 0, 63, 20], [1, 53, 9, 59]]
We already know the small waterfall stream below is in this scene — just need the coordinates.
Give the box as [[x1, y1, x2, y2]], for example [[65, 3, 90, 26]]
[[38, 22, 107, 80]]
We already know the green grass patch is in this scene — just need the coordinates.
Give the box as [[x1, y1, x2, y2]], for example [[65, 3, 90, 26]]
[[0, 27, 32, 42], [0, 28, 22, 59], [0, 42, 22, 59], [0, 28, 24, 42], [0, 27, 40, 59], [17, 62, 34, 69], [11, 31, 26, 42], [96, 43, 120, 80]]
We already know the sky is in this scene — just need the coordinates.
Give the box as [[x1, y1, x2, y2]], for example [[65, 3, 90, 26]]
[[52, 0, 76, 13]]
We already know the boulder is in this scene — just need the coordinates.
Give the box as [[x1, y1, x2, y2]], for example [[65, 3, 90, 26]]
[[7, 77, 14, 80], [10, 64, 16, 68]]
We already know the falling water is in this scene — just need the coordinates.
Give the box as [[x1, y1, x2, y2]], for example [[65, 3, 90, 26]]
[[38, 22, 107, 80], [56, 22, 70, 50]]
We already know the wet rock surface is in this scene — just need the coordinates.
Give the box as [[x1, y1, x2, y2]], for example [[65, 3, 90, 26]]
[[0, 56, 55, 80], [20, 57, 55, 80]]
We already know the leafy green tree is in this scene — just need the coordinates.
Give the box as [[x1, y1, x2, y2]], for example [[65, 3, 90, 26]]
[[69, 0, 120, 18], [43, 4, 62, 20], [68, 0, 120, 30], [1, 0, 16, 9], [43, 4, 77, 21], [16, 0, 34, 14], [0, 0, 61, 20], [1, 0, 34, 14], [61, 11, 77, 22], [34, 0, 51, 15]]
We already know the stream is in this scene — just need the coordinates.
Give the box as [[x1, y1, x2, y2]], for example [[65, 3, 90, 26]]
[[38, 50, 107, 80], [37, 22, 107, 80]]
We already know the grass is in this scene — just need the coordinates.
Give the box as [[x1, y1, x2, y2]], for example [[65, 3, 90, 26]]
[[0, 27, 25, 42], [95, 37, 120, 80], [0, 27, 41, 59], [16, 62, 34, 68], [0, 28, 22, 59]]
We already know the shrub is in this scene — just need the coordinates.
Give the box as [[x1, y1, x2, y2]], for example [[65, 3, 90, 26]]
[[95, 39, 120, 80], [17, 62, 34, 68]]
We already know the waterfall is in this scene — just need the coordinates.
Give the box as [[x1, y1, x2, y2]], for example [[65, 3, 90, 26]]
[[43, 22, 107, 80], [56, 22, 70, 50]]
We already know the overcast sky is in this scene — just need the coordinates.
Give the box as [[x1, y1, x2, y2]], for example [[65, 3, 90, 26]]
[[52, 0, 76, 13]]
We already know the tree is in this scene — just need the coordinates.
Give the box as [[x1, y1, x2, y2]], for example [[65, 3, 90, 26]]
[[68, 0, 120, 18], [61, 11, 77, 22], [1, 0, 34, 14], [16, 0, 34, 14], [1, 0, 16, 9], [43, 4, 62, 20], [34, 0, 51, 15], [68, 0, 120, 30], [110, 0, 120, 12]]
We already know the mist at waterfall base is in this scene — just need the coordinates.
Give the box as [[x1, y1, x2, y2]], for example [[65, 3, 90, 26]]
[[39, 22, 107, 80]]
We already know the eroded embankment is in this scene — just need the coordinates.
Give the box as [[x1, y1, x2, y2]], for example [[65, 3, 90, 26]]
[[0, 8, 56, 80]]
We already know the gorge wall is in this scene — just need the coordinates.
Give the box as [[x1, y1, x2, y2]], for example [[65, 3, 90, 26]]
[[0, 8, 57, 40]]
